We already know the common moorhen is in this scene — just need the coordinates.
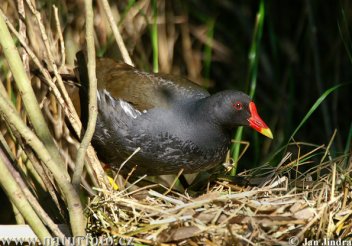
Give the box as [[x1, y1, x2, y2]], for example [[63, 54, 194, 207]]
[[75, 52, 273, 176]]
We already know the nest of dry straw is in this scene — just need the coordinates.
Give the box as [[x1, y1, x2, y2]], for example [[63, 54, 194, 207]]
[[86, 153, 352, 245]]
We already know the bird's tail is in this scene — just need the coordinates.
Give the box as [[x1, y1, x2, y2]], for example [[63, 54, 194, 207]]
[[75, 50, 89, 129]]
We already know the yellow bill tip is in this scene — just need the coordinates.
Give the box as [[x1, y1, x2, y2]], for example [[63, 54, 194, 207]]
[[260, 127, 273, 139]]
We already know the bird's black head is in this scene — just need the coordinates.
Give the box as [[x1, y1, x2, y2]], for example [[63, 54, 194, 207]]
[[208, 90, 273, 139]]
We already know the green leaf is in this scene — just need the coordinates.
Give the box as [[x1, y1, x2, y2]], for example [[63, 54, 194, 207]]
[[289, 84, 343, 140]]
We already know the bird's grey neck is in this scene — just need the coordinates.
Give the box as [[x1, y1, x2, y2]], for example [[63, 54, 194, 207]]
[[172, 97, 232, 150], [176, 96, 223, 131], [190, 95, 222, 123]]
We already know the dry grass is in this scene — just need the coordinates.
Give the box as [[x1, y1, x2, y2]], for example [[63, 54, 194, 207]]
[[86, 151, 352, 245]]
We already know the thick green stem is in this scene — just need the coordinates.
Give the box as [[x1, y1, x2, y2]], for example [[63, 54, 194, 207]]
[[0, 13, 67, 174], [0, 153, 51, 243], [0, 93, 86, 237], [72, 0, 98, 190]]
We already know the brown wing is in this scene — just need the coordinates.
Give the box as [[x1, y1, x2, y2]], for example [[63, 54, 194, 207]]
[[96, 58, 210, 111]]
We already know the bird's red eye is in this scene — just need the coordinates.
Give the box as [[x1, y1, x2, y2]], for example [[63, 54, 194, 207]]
[[233, 102, 243, 110]]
